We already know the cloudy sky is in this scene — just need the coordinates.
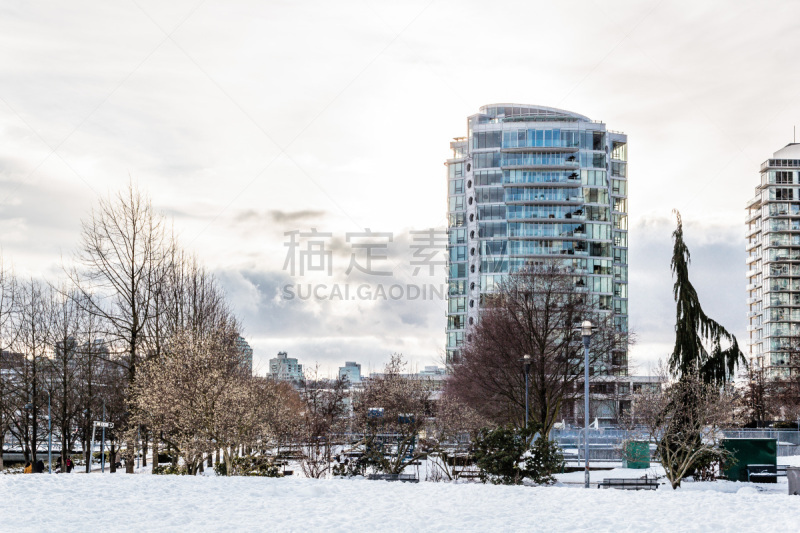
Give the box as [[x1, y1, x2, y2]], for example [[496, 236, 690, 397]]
[[2, 0, 800, 376]]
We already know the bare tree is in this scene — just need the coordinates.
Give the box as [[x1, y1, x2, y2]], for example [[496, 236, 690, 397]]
[[299, 366, 348, 478], [74, 318, 112, 472], [8, 279, 51, 464], [43, 285, 84, 471], [69, 182, 173, 472], [131, 316, 287, 475], [447, 261, 629, 436], [424, 394, 487, 481], [352, 355, 431, 475], [0, 255, 17, 470]]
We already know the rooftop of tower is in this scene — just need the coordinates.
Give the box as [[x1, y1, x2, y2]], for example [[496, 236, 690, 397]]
[[773, 142, 800, 159], [477, 104, 591, 122]]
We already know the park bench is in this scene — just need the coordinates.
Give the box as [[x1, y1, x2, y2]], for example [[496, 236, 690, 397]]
[[777, 464, 789, 477], [597, 477, 659, 490], [367, 473, 419, 483], [747, 464, 777, 483]]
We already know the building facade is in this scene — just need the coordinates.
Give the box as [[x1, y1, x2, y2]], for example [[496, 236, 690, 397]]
[[339, 361, 362, 383], [268, 351, 304, 382], [445, 104, 629, 375], [746, 143, 800, 377], [235, 336, 254, 376]]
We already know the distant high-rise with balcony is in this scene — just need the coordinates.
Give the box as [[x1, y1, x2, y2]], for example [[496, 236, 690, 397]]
[[235, 336, 254, 375], [745, 143, 800, 377], [445, 104, 629, 374]]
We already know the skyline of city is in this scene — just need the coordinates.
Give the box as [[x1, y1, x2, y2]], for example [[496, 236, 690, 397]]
[[4, 1, 800, 375]]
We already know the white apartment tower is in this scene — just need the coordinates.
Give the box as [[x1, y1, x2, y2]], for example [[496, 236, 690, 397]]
[[445, 104, 629, 375], [746, 143, 800, 376]]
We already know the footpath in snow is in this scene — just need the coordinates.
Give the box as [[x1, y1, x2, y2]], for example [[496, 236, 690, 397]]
[[2, 471, 800, 532]]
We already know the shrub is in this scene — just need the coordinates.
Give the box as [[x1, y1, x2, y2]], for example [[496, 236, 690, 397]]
[[473, 425, 563, 485], [332, 458, 366, 477], [152, 464, 188, 475], [219, 455, 283, 477], [473, 426, 528, 485], [524, 436, 564, 485]]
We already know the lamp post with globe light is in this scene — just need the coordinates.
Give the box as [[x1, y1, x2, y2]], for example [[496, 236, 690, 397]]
[[576, 320, 595, 489]]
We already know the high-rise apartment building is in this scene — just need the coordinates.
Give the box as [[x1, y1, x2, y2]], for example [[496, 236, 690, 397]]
[[746, 143, 800, 376], [235, 335, 254, 375], [445, 104, 629, 375]]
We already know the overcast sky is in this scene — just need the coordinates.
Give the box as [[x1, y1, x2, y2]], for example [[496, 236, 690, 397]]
[[2, 0, 800, 376]]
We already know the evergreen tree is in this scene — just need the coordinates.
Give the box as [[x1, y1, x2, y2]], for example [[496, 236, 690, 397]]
[[669, 210, 744, 385]]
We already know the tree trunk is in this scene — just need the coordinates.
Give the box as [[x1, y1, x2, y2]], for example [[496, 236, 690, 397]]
[[142, 431, 148, 467], [125, 438, 135, 473], [207, 453, 212, 467], [84, 437, 90, 473], [152, 435, 159, 469], [223, 448, 233, 476], [109, 443, 116, 473]]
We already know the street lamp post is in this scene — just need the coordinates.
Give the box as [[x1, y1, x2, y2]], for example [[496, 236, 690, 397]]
[[521, 355, 531, 430], [47, 390, 51, 474], [578, 320, 594, 489]]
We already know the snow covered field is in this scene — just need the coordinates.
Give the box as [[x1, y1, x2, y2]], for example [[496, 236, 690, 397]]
[[2, 471, 800, 532]]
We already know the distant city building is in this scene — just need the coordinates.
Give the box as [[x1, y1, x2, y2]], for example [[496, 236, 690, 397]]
[[746, 143, 800, 377], [235, 336, 254, 375], [366, 365, 448, 393], [338, 361, 361, 383], [268, 351, 304, 382], [418, 365, 445, 376]]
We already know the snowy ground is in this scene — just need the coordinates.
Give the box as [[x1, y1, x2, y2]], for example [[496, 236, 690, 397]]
[[2, 468, 800, 532]]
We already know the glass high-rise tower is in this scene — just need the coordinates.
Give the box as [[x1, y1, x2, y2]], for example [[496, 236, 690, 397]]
[[746, 143, 800, 377], [445, 104, 629, 375]]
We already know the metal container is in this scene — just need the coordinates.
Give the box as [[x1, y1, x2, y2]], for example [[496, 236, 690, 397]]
[[720, 438, 777, 482], [622, 441, 650, 469], [788, 467, 800, 495]]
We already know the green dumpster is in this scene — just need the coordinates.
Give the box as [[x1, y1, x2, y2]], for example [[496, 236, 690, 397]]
[[623, 441, 650, 469], [721, 438, 777, 482]]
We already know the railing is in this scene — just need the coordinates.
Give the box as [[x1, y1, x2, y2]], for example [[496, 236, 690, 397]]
[[551, 428, 800, 461]]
